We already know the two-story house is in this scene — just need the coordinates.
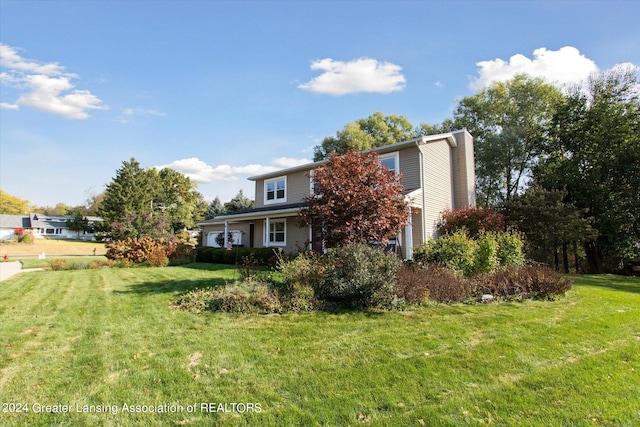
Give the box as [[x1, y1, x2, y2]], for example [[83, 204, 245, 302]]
[[198, 129, 475, 259]]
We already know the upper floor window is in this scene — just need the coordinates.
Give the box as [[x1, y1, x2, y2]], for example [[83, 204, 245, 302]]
[[379, 152, 399, 173], [265, 176, 286, 204]]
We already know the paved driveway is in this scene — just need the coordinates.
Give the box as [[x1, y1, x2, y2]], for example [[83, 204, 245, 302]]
[[0, 261, 43, 282]]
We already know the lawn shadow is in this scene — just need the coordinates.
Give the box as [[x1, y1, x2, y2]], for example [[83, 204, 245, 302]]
[[113, 278, 228, 295], [113, 263, 235, 295], [575, 274, 640, 295]]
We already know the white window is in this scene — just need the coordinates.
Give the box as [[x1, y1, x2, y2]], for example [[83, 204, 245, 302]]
[[207, 230, 242, 248], [309, 170, 322, 195], [265, 176, 287, 204], [379, 152, 399, 173], [265, 219, 286, 246]]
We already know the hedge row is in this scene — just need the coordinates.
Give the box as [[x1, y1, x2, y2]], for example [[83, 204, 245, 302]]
[[195, 246, 281, 266]]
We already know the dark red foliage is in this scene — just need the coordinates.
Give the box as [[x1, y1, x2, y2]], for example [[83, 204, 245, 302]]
[[437, 207, 506, 238], [299, 150, 409, 248]]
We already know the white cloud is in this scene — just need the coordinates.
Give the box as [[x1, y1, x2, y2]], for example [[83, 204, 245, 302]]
[[298, 57, 406, 95], [16, 74, 105, 119], [117, 107, 166, 123], [470, 46, 599, 90], [0, 43, 105, 119], [271, 157, 313, 168], [0, 44, 70, 76], [156, 157, 312, 183], [1, 102, 19, 110]]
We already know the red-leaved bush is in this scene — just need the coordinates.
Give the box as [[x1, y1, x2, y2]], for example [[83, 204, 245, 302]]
[[438, 207, 506, 238]]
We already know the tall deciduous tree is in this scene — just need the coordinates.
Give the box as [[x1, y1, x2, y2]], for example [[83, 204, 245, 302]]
[[299, 150, 408, 248], [314, 112, 415, 161], [0, 190, 32, 214], [536, 66, 640, 272], [453, 74, 563, 207]]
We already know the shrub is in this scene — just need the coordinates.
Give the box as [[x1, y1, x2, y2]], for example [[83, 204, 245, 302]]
[[313, 244, 402, 309], [14, 228, 35, 244], [168, 242, 196, 263], [473, 233, 500, 275], [277, 251, 321, 311], [415, 231, 476, 277], [415, 231, 525, 277], [207, 281, 282, 314], [438, 207, 506, 238], [472, 265, 573, 300], [210, 248, 225, 264], [278, 251, 321, 289], [416, 264, 473, 303], [395, 263, 431, 304], [279, 282, 317, 312], [195, 246, 212, 262], [45, 259, 69, 271], [106, 237, 175, 266], [88, 260, 118, 269], [43, 259, 86, 271], [146, 246, 169, 267], [172, 287, 220, 313], [237, 254, 273, 283], [495, 232, 525, 267], [194, 246, 281, 266]]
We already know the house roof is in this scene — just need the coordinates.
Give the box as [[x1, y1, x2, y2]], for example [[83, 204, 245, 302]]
[[248, 129, 468, 181], [0, 214, 31, 229], [0, 214, 103, 230], [198, 202, 307, 225]]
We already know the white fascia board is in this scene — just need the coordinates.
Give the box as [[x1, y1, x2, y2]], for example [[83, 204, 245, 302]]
[[198, 207, 301, 226]]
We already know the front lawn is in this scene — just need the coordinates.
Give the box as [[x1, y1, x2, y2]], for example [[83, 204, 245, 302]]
[[0, 265, 638, 426]]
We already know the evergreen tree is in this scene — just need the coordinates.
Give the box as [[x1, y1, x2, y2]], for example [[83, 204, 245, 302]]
[[224, 190, 254, 214], [205, 196, 226, 219]]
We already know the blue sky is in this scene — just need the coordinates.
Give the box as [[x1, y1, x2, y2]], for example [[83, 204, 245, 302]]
[[1, 0, 639, 208]]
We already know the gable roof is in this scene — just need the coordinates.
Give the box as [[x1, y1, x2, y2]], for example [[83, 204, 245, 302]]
[[248, 129, 469, 181], [0, 214, 31, 229]]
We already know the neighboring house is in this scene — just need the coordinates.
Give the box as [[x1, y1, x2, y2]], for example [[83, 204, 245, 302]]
[[0, 213, 102, 241], [198, 129, 475, 259]]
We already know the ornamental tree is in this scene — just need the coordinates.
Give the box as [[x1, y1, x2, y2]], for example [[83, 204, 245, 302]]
[[437, 207, 506, 239], [299, 150, 409, 248]]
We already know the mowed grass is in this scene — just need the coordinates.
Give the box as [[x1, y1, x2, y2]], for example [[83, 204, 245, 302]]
[[1, 239, 108, 268], [0, 265, 638, 426], [0, 239, 107, 257]]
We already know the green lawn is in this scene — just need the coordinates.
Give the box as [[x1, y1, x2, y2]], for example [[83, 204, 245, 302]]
[[0, 265, 638, 426]]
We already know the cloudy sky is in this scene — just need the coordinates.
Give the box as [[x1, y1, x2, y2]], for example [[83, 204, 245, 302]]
[[1, 0, 638, 207]]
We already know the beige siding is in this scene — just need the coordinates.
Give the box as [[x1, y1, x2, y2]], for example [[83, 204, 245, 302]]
[[451, 130, 476, 209], [411, 209, 422, 250], [420, 139, 453, 240], [286, 221, 310, 251], [201, 222, 252, 247], [254, 170, 311, 208], [254, 220, 265, 247], [286, 170, 312, 204], [398, 146, 422, 190], [253, 218, 309, 253]]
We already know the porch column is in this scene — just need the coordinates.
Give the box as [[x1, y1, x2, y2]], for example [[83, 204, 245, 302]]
[[265, 217, 270, 248], [404, 207, 413, 260], [224, 220, 230, 249]]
